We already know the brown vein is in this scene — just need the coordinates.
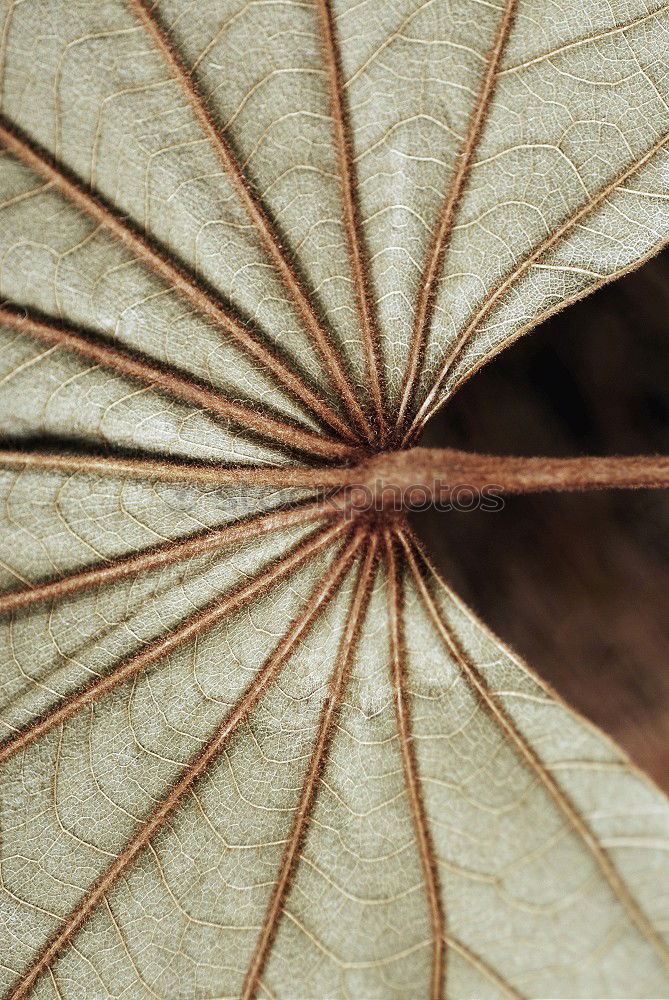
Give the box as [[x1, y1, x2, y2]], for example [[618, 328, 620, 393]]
[[405, 128, 669, 441], [0, 518, 350, 767], [446, 229, 669, 400], [0, 448, 356, 484], [0, 500, 332, 614], [241, 530, 379, 1000], [395, 0, 517, 435], [384, 527, 445, 1000], [126, 0, 371, 443], [316, 0, 386, 444], [0, 114, 355, 443], [0, 306, 359, 460], [5, 527, 365, 1000], [398, 525, 669, 974]]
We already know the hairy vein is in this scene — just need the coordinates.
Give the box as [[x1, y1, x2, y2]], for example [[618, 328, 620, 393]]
[[5, 527, 365, 1000], [384, 528, 445, 1000], [316, 0, 386, 443], [3, 444, 667, 531], [126, 0, 371, 443], [0, 518, 350, 767], [0, 306, 358, 460], [446, 229, 669, 400], [395, 0, 517, 435], [406, 129, 669, 441], [0, 500, 333, 614], [0, 449, 356, 484], [398, 525, 669, 974], [0, 115, 354, 442], [241, 530, 379, 999]]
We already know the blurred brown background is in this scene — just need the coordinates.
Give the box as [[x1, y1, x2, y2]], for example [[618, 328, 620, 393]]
[[413, 249, 669, 792]]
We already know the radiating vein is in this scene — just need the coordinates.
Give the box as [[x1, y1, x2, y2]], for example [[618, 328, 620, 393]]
[[4, 527, 365, 1000], [395, 0, 517, 435], [384, 527, 445, 1000], [241, 530, 379, 1000], [406, 129, 669, 441], [0, 449, 356, 484], [126, 0, 371, 443], [0, 500, 333, 614], [316, 0, 386, 443], [398, 525, 669, 974], [0, 115, 355, 442], [0, 518, 351, 767], [0, 307, 358, 460], [447, 229, 669, 400]]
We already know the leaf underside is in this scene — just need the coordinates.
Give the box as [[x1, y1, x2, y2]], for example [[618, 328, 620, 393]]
[[0, 1, 668, 998]]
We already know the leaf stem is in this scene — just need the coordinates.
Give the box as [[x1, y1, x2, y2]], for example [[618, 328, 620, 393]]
[[356, 448, 669, 503], [2, 447, 669, 507]]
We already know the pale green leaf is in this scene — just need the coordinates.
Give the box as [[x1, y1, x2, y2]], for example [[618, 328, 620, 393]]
[[0, 1, 668, 998]]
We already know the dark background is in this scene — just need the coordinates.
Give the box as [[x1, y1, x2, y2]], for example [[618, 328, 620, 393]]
[[413, 249, 669, 792]]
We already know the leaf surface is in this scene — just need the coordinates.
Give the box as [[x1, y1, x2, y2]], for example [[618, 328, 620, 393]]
[[0, 1, 668, 997]]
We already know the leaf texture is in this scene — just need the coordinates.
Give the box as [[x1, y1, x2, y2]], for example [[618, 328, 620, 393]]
[[0, 1, 668, 997]]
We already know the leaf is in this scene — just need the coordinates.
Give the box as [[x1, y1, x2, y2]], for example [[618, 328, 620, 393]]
[[0, 1, 668, 997]]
